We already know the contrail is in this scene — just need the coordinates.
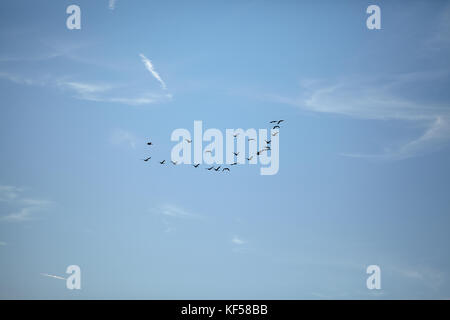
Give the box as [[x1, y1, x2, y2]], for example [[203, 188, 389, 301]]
[[139, 53, 167, 90], [41, 273, 66, 280]]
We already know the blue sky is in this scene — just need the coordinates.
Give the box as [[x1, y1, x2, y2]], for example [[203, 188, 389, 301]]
[[1, 0, 450, 299]]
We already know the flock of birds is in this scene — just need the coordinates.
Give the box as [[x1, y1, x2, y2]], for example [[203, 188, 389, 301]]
[[141, 120, 285, 173]]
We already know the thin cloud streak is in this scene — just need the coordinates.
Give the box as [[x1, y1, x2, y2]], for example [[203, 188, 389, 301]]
[[159, 204, 199, 219], [1, 72, 172, 106], [57, 79, 171, 106], [139, 53, 167, 90], [40, 273, 66, 280], [63, 81, 112, 94], [0, 72, 48, 86], [0, 184, 52, 222]]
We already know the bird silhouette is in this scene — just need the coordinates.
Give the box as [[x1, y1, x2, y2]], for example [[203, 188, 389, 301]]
[[246, 156, 253, 161], [186, 139, 192, 143], [231, 162, 237, 166], [265, 140, 271, 144], [257, 149, 267, 156], [193, 164, 200, 168], [248, 138, 255, 142], [160, 160, 165, 164], [272, 132, 279, 136], [206, 166, 214, 170], [214, 166, 221, 171], [171, 160, 178, 165], [142, 157, 151, 162], [147, 142, 153, 146], [270, 120, 284, 124], [273, 125, 280, 129], [222, 168, 230, 172], [233, 152, 239, 156], [233, 133, 239, 138]]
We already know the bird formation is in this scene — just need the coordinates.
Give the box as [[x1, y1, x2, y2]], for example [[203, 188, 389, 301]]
[[141, 119, 285, 173]]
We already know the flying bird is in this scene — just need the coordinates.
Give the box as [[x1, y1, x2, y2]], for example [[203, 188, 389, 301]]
[[272, 132, 279, 136], [270, 120, 284, 124], [206, 166, 214, 170], [186, 139, 192, 143], [171, 160, 178, 165], [233, 152, 239, 156], [160, 160, 166, 164], [142, 157, 151, 162], [273, 125, 280, 129], [265, 140, 271, 144], [147, 142, 153, 146], [233, 133, 239, 138], [214, 166, 221, 171], [248, 138, 255, 142], [231, 162, 237, 166], [257, 149, 267, 155], [193, 164, 200, 168], [222, 168, 230, 172], [246, 156, 253, 161]]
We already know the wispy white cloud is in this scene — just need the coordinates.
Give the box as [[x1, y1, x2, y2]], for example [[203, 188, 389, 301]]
[[0, 184, 52, 222], [151, 204, 200, 233], [159, 204, 199, 219], [231, 235, 246, 245], [110, 129, 138, 149], [269, 72, 450, 160], [1, 71, 172, 106], [231, 235, 249, 253], [2, 207, 36, 222], [62, 81, 112, 94], [0, 185, 23, 202], [341, 116, 450, 160], [0, 72, 48, 86], [57, 80, 171, 106], [139, 53, 167, 90], [392, 265, 445, 291], [108, 0, 117, 10], [103, 94, 171, 105]]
